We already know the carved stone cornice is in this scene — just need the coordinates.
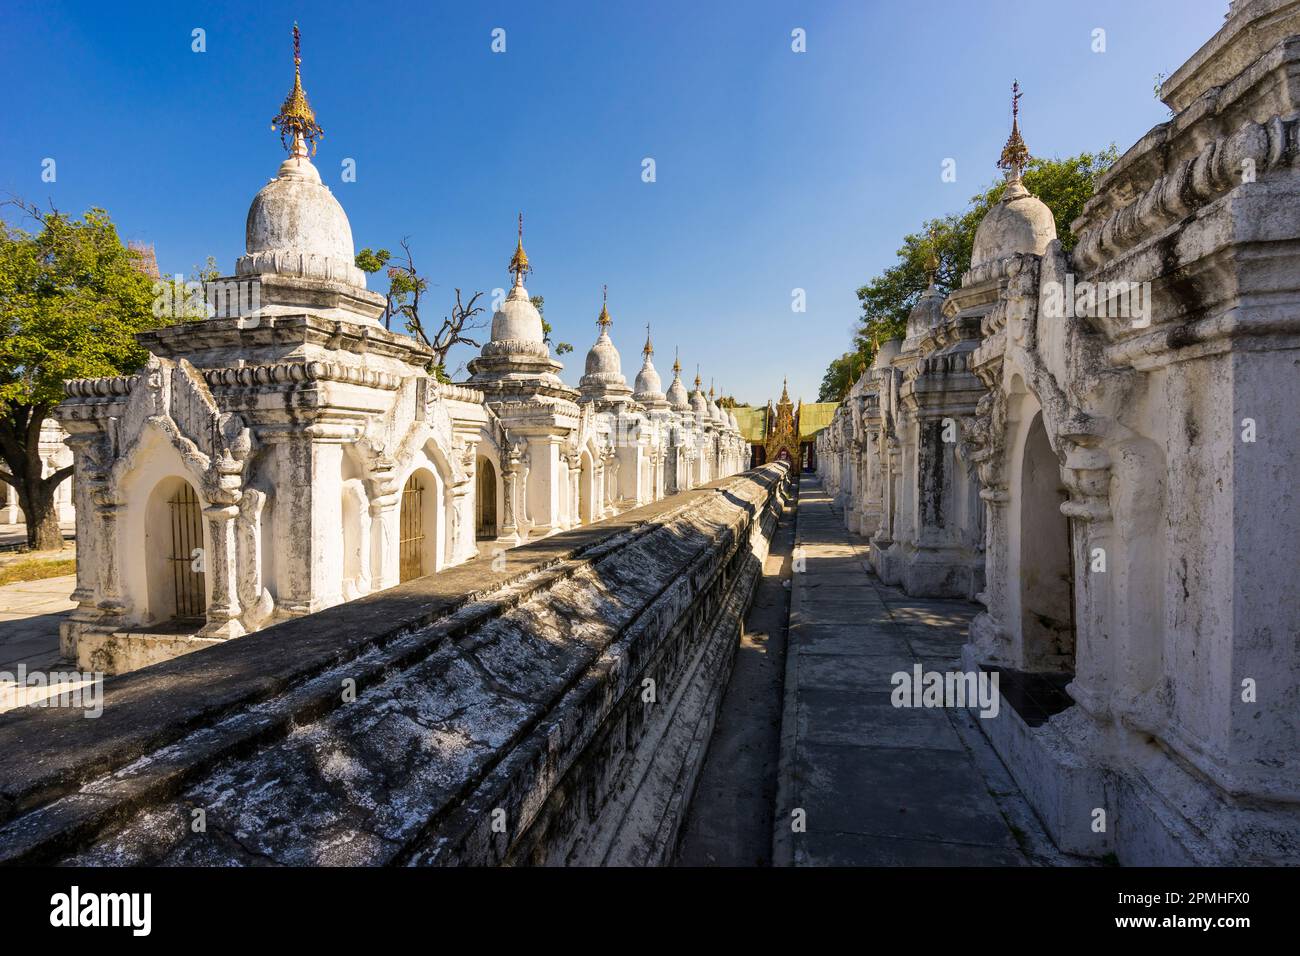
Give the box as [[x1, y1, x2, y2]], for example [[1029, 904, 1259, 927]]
[[139, 311, 426, 366], [202, 361, 403, 391], [432, 382, 485, 404], [64, 375, 136, 398], [1072, 115, 1295, 274]]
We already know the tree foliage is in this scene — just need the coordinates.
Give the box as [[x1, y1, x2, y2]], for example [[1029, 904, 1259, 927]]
[[822, 147, 1119, 403], [356, 241, 488, 381], [0, 200, 164, 548], [529, 295, 572, 355], [818, 351, 872, 403]]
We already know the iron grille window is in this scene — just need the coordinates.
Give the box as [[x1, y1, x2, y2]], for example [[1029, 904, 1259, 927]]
[[476, 463, 497, 540], [400, 475, 425, 582], [168, 483, 206, 621]]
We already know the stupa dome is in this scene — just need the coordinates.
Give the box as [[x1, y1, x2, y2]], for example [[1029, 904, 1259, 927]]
[[236, 27, 365, 288], [970, 180, 1056, 268], [581, 296, 624, 385], [666, 368, 690, 410], [970, 80, 1056, 270], [633, 329, 665, 403]]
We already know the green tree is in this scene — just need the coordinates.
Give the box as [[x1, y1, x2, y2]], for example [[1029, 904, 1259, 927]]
[[529, 295, 572, 355], [829, 147, 1119, 389], [0, 201, 163, 549], [818, 350, 871, 403], [356, 241, 487, 380]]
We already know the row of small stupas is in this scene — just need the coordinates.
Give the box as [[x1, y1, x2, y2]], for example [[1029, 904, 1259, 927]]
[[52, 27, 747, 676], [815, 0, 1300, 866]]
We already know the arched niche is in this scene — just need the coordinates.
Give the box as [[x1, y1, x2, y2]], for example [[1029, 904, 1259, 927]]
[[476, 456, 498, 540], [398, 467, 441, 582], [1018, 409, 1076, 672], [144, 475, 209, 625]]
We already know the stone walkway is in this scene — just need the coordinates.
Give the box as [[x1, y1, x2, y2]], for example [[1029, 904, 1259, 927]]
[[0, 574, 77, 711], [676, 489, 795, 865], [774, 476, 1068, 866]]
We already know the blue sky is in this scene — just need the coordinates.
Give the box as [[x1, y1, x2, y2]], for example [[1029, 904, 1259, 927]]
[[1, 0, 1228, 405]]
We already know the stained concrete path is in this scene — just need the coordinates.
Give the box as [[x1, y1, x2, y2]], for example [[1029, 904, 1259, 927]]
[[773, 476, 1066, 866], [0, 573, 78, 711], [675, 488, 794, 865]]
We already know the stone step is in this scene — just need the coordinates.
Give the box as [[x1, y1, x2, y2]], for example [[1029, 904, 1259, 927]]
[[0, 465, 792, 865]]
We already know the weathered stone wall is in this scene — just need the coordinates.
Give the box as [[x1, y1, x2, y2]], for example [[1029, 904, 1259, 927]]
[[817, 0, 1300, 865], [0, 463, 789, 865]]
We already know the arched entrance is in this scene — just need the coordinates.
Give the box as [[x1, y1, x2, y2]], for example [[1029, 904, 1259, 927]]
[[146, 477, 207, 625], [1018, 411, 1075, 671], [399, 472, 426, 582], [476, 457, 497, 540]]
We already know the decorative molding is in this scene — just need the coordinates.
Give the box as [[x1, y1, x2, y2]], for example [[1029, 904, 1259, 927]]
[[1073, 116, 1294, 273], [202, 361, 403, 391]]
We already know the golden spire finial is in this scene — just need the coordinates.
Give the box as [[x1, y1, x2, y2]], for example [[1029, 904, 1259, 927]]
[[997, 80, 1030, 181], [270, 23, 324, 158], [694, 366, 702, 390], [508, 212, 531, 285], [597, 284, 611, 329], [781, 377, 791, 403], [923, 225, 940, 286], [673, 347, 681, 375], [643, 323, 653, 358]]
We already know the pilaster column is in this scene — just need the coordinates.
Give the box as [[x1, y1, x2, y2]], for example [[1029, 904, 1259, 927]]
[[269, 429, 345, 615], [567, 452, 582, 525], [369, 492, 401, 590], [525, 434, 562, 536], [91, 491, 126, 628], [199, 502, 245, 639], [500, 447, 521, 541], [873, 437, 900, 549], [1059, 440, 1114, 721]]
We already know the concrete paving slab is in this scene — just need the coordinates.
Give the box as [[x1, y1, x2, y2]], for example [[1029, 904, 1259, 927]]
[[788, 624, 912, 658], [773, 476, 1068, 867], [0, 575, 76, 698], [795, 741, 1018, 847], [796, 830, 1027, 866], [796, 691, 965, 751], [791, 601, 894, 627], [793, 652, 915, 690]]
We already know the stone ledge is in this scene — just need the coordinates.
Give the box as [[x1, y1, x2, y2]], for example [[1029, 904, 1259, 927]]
[[0, 464, 789, 865]]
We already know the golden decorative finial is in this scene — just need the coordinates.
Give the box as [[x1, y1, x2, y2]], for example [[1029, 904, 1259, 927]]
[[781, 377, 791, 403], [694, 366, 702, 390], [509, 212, 531, 285], [643, 323, 653, 358], [923, 226, 940, 286], [270, 23, 324, 158], [997, 80, 1030, 181], [673, 347, 681, 374], [597, 284, 611, 329]]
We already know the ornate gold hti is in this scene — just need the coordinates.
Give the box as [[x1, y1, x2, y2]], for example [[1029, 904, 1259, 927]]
[[597, 284, 611, 328], [509, 212, 531, 282], [923, 225, 941, 285], [996, 80, 1030, 180], [270, 23, 325, 157]]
